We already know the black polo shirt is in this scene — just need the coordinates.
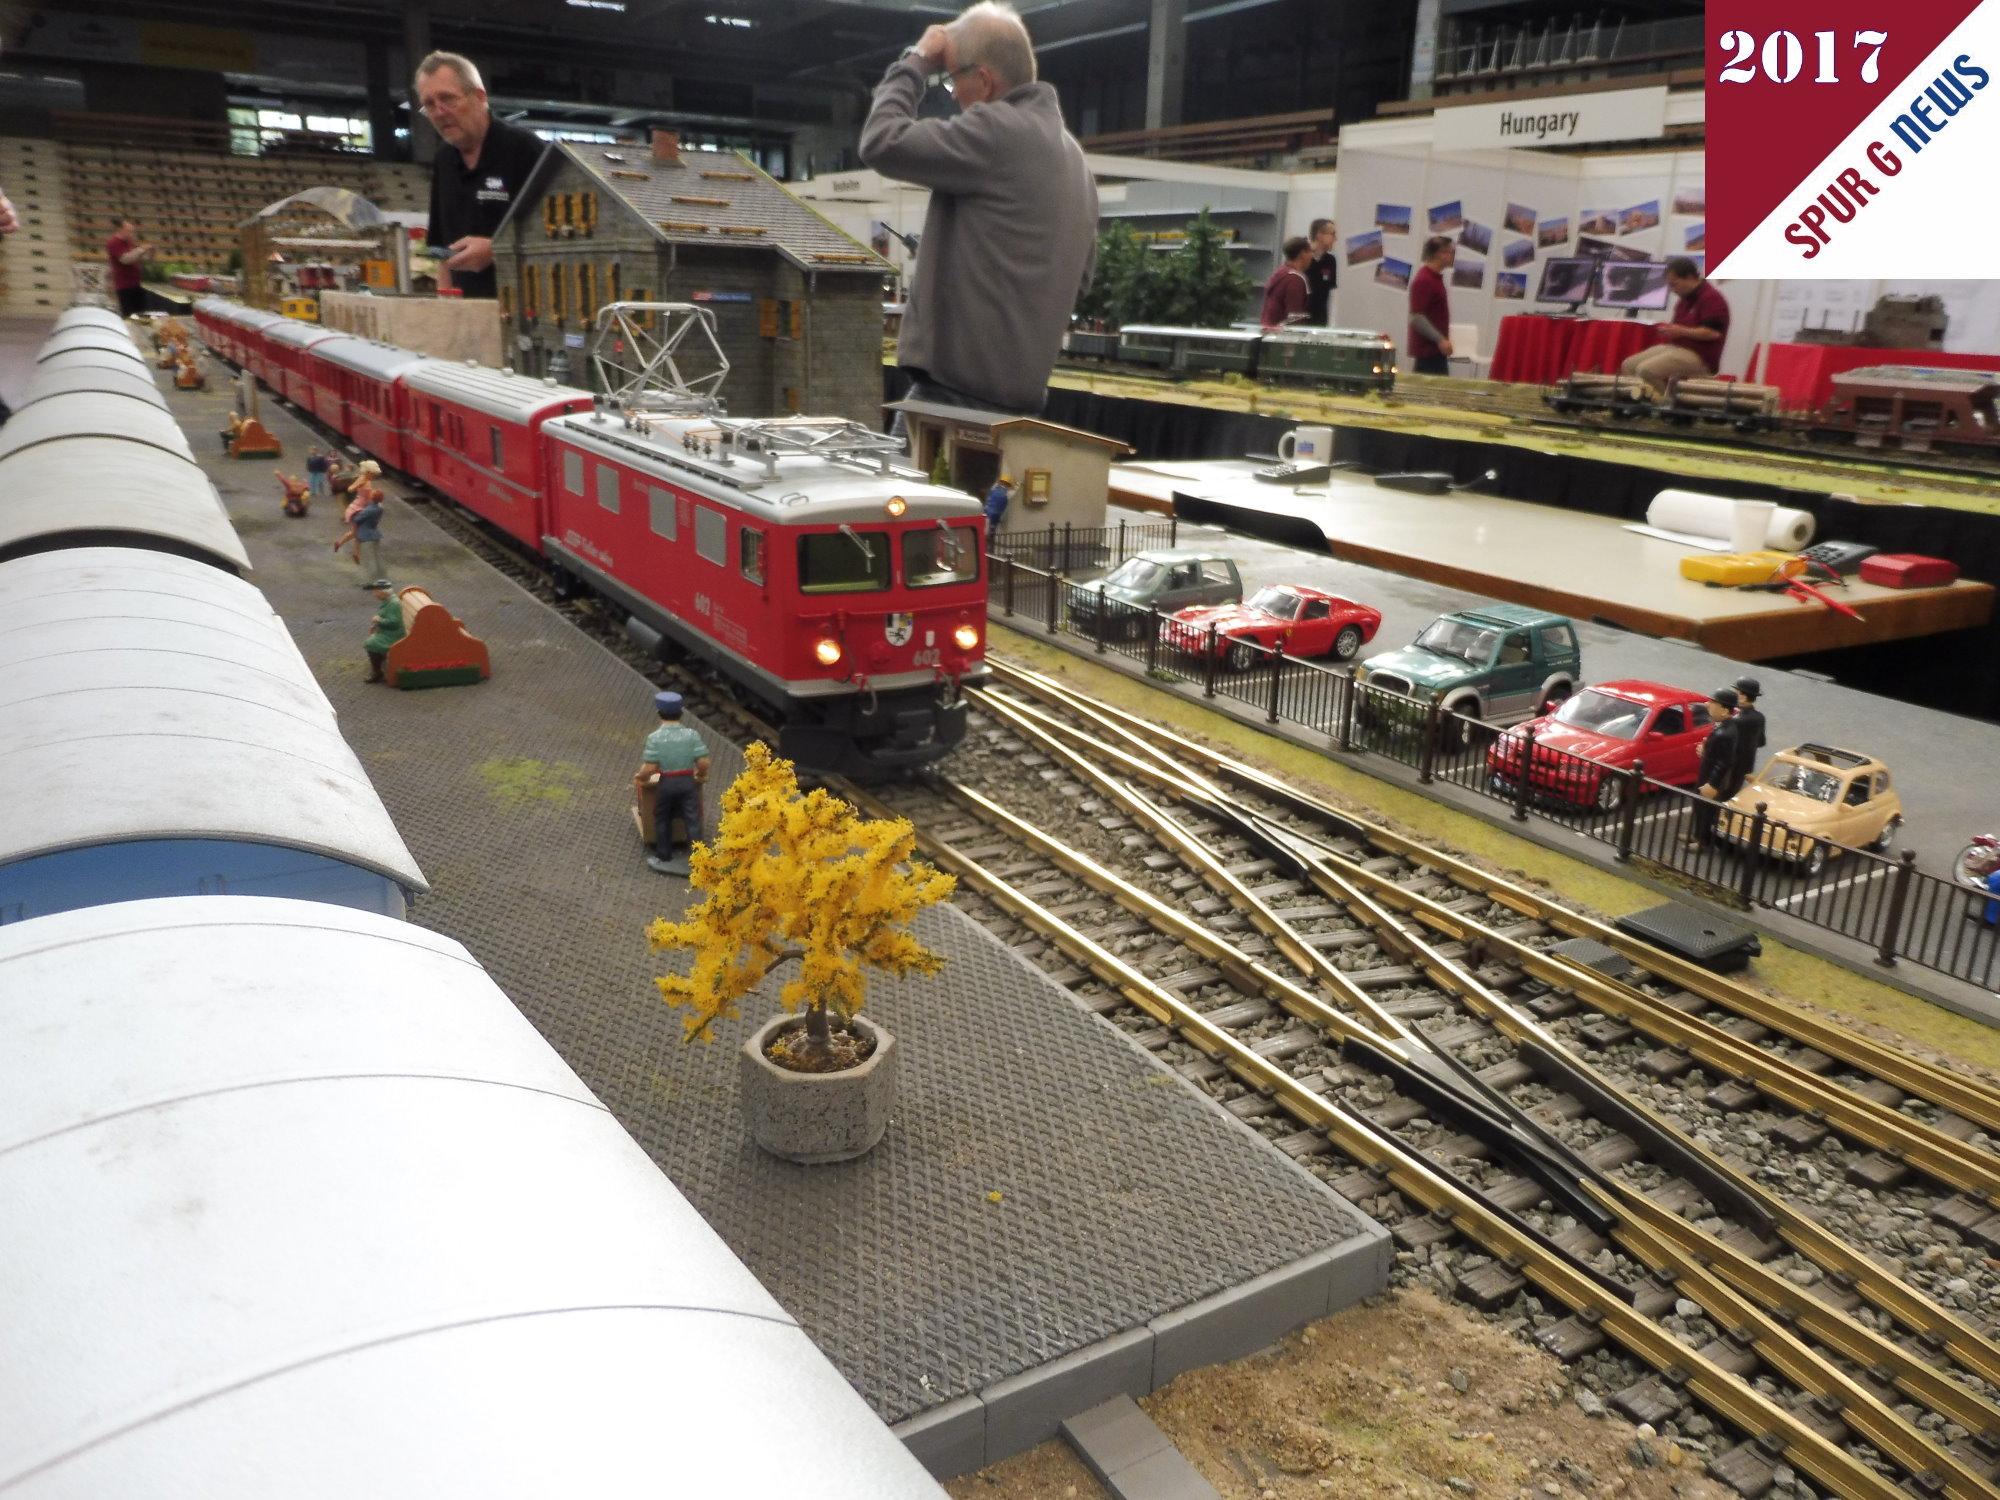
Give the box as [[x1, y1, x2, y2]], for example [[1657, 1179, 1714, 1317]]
[[1305, 251, 1338, 326], [427, 114, 547, 299]]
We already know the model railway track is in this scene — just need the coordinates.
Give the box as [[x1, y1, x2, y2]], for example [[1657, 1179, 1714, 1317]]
[[404, 468, 2000, 1496], [833, 658, 2000, 1499]]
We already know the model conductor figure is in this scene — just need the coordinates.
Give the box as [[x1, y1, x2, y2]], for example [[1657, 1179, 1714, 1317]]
[[861, 1, 1097, 417], [637, 691, 711, 876], [1686, 686, 1745, 849]]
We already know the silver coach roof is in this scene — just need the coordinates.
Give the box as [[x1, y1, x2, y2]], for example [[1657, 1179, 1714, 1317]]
[[0, 897, 946, 1500], [202, 299, 286, 330], [402, 359, 593, 424], [52, 306, 130, 333], [317, 335, 429, 383], [0, 437, 249, 570], [35, 325, 145, 363], [18, 360, 169, 412], [0, 549, 421, 887], [546, 411, 984, 526], [0, 390, 195, 464], [263, 319, 354, 352]]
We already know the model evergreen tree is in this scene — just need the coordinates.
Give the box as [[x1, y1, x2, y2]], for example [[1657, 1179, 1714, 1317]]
[[1153, 208, 1253, 328], [1076, 220, 1155, 328]]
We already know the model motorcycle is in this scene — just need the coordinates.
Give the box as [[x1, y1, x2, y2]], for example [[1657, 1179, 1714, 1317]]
[[1956, 834, 2000, 890]]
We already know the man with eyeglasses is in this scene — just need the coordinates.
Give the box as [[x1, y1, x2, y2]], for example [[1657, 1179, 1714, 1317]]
[[416, 50, 547, 299], [860, 0, 1097, 419]]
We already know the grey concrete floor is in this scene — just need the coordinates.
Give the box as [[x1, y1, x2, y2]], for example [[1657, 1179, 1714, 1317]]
[[1087, 498, 1998, 883]]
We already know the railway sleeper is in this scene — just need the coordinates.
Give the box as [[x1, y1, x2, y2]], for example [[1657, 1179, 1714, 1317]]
[[1475, 1057, 1538, 1089], [1275, 1129, 1333, 1158], [1638, 1045, 1698, 1080], [1453, 1255, 1530, 1311], [1845, 1076, 1909, 1110], [1537, 1308, 1609, 1361], [1551, 1223, 1614, 1262], [1613, 1375, 1691, 1430], [1705, 1432, 1789, 1499], [1844, 1151, 1913, 1192], [1705, 1078, 1765, 1113], [1578, 1018, 1639, 1050], [1382, 995, 1453, 1022], [1767, 1112, 1833, 1150], [1476, 1173, 1547, 1214], [1392, 1209, 1457, 1253], [1930, 1111, 1982, 1143], [1422, 1018, 1498, 1049]]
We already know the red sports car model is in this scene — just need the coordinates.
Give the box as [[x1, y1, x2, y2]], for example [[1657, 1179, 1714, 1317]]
[[1486, 680, 1715, 809], [1163, 584, 1381, 670]]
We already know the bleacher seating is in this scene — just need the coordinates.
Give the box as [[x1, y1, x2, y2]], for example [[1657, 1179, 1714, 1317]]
[[48, 136, 429, 278], [0, 138, 78, 317]]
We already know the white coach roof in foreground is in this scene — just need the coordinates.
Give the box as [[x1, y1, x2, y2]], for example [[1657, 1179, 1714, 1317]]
[[34, 325, 144, 363], [0, 390, 195, 464], [19, 360, 170, 412], [0, 549, 420, 887], [0, 437, 250, 571], [51, 306, 131, 334], [0, 897, 946, 1500]]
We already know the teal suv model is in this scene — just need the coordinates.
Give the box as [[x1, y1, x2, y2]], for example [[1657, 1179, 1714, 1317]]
[[1353, 604, 1582, 744]]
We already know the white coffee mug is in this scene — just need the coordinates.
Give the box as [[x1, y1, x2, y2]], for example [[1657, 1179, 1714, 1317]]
[[1278, 425, 1334, 463]]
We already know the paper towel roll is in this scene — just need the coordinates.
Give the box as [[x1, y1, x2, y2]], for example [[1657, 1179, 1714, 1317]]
[[1449, 321, 1481, 360], [1647, 489, 1815, 551]]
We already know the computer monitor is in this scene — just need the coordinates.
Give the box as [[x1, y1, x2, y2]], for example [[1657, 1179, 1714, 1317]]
[[1593, 260, 1671, 311], [1535, 257, 1594, 305]]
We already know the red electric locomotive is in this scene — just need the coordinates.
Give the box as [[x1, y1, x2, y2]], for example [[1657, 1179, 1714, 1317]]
[[540, 409, 987, 774], [400, 363, 594, 551]]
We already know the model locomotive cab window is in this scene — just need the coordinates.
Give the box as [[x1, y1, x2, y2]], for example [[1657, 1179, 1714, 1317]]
[[695, 505, 727, 565], [648, 485, 676, 540], [596, 463, 620, 513], [798, 530, 890, 592], [904, 524, 980, 587], [741, 526, 765, 585], [562, 450, 584, 496]]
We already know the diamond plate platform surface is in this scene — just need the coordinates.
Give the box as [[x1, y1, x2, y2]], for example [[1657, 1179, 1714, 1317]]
[[168, 370, 1362, 1425]]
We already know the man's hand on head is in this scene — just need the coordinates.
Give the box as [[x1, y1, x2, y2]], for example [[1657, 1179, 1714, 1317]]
[[445, 235, 495, 273], [910, 24, 950, 69]]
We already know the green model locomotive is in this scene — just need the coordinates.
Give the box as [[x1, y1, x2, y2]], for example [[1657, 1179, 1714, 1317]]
[[1062, 323, 1397, 394]]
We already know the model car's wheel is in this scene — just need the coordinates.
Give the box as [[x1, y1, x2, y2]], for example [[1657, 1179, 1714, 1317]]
[[1869, 815, 1902, 854], [1331, 624, 1365, 661], [1224, 639, 1260, 672], [1593, 774, 1624, 812], [1541, 682, 1573, 714], [1803, 842, 1830, 878]]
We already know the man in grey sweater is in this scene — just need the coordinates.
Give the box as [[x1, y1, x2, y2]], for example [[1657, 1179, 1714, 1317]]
[[861, 1, 1098, 417]]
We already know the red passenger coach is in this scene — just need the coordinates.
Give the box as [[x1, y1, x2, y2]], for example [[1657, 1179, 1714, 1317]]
[[400, 364, 594, 550], [316, 339, 425, 466], [262, 323, 354, 421], [541, 412, 987, 774]]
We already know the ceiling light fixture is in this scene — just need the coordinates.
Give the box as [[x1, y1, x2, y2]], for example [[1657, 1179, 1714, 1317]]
[[567, 0, 627, 10]]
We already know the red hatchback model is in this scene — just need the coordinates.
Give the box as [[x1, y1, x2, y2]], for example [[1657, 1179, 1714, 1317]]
[[1486, 680, 1714, 808], [1164, 584, 1382, 671]]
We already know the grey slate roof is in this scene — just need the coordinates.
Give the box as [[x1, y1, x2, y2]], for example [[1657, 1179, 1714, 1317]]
[[506, 142, 891, 276]]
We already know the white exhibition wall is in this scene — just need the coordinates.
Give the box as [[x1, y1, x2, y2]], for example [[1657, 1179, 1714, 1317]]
[[1330, 144, 1709, 372]]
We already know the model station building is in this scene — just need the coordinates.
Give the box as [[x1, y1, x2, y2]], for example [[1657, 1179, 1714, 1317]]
[[491, 132, 890, 427]]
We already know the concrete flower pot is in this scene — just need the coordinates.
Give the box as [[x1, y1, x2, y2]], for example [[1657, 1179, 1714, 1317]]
[[739, 1013, 897, 1164]]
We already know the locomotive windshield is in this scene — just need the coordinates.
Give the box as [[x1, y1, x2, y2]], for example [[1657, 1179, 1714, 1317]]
[[798, 530, 891, 592], [905, 524, 981, 587]]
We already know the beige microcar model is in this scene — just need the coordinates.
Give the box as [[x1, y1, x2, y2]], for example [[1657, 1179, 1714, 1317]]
[[1718, 743, 1903, 875]]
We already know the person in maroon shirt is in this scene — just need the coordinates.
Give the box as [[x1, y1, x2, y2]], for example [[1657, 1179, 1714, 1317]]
[[1260, 236, 1313, 329], [1407, 236, 1454, 375], [1620, 256, 1729, 394], [106, 217, 154, 319]]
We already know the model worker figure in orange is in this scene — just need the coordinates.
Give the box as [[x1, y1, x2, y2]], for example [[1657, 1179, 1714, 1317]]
[[276, 469, 311, 517]]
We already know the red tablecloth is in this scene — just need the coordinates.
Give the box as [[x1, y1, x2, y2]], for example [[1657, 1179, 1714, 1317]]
[[1753, 343, 2000, 408], [1488, 315, 1662, 384]]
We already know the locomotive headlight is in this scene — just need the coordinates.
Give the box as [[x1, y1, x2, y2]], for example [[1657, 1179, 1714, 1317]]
[[885, 495, 907, 517], [953, 623, 980, 651], [813, 636, 843, 666]]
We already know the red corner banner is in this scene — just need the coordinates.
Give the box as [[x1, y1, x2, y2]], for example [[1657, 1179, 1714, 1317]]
[[1707, 0, 1996, 277]]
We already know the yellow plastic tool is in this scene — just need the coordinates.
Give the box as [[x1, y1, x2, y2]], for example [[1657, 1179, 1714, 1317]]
[[1680, 550, 1797, 586]]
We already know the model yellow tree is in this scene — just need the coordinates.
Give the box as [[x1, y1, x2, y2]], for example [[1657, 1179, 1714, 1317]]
[[647, 742, 955, 1057]]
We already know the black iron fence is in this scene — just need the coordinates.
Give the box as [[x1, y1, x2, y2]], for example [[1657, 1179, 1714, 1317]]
[[988, 555, 2000, 992], [991, 518, 1181, 576]]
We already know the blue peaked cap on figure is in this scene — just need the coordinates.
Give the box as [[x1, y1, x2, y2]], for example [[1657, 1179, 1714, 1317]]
[[654, 691, 684, 716]]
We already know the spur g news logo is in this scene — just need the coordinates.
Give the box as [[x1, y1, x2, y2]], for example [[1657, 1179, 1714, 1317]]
[[1707, 0, 1998, 277]]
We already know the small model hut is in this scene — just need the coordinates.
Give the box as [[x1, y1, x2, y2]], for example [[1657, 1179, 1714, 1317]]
[[494, 132, 892, 425]]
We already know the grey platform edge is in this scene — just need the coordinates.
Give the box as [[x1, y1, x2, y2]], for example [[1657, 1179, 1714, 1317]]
[[892, 934, 1392, 1479]]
